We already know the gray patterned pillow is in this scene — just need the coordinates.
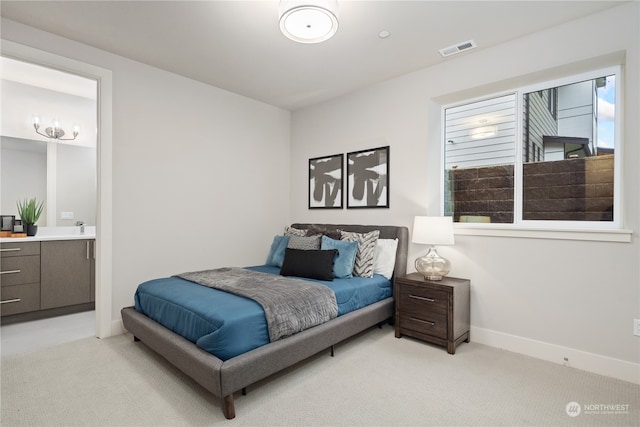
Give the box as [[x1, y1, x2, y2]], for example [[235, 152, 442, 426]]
[[287, 235, 321, 250], [284, 226, 307, 237], [339, 230, 380, 278]]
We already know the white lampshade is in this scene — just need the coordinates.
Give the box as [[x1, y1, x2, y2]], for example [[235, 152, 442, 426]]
[[279, 0, 339, 44], [412, 216, 454, 246], [412, 216, 454, 280]]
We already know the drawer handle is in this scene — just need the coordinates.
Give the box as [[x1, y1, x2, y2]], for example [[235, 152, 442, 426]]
[[0, 248, 21, 252], [1, 298, 21, 304], [410, 317, 436, 327], [409, 294, 436, 303], [0, 269, 21, 275]]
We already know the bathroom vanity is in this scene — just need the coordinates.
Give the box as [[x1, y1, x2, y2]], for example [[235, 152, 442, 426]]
[[0, 227, 95, 323]]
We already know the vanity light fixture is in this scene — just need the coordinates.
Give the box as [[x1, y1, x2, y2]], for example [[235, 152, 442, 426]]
[[279, 0, 339, 44], [33, 116, 79, 141]]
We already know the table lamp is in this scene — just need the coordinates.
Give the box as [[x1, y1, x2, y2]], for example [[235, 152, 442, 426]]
[[412, 216, 454, 280]]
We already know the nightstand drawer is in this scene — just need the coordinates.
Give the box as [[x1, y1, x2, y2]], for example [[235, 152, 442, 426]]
[[399, 311, 447, 338], [395, 273, 470, 354], [0, 255, 40, 287], [399, 284, 448, 315]]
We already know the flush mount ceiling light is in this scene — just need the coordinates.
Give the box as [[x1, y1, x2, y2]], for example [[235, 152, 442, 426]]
[[279, 0, 339, 44]]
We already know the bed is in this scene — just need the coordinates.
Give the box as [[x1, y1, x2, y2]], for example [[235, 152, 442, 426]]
[[121, 223, 408, 419]]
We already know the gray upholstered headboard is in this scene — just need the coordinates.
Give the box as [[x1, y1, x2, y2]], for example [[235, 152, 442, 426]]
[[290, 223, 409, 285]]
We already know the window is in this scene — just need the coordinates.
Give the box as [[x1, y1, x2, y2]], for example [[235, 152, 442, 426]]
[[443, 67, 620, 229]]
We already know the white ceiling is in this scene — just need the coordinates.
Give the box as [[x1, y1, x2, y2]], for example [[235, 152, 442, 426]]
[[0, 0, 626, 111]]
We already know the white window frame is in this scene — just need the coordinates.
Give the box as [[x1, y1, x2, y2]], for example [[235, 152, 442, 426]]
[[441, 65, 631, 242]]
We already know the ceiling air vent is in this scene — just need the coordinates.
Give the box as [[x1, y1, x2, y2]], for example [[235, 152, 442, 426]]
[[439, 39, 477, 57]]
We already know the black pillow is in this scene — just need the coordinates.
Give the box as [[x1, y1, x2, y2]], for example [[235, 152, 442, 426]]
[[280, 248, 337, 281]]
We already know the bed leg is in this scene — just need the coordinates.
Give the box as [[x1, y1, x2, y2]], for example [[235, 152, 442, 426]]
[[242, 387, 247, 396], [222, 395, 235, 419], [133, 336, 140, 342], [330, 345, 334, 357]]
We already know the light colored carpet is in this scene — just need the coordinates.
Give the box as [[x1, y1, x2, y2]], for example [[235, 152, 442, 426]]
[[1, 325, 638, 426]]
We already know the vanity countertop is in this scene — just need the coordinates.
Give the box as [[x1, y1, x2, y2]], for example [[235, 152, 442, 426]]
[[0, 226, 96, 243]]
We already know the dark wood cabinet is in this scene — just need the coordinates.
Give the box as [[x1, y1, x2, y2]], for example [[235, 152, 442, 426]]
[[41, 239, 94, 310], [395, 273, 470, 354], [0, 242, 41, 316]]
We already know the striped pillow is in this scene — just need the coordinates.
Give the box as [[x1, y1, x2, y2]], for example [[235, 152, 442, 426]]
[[339, 230, 380, 278]]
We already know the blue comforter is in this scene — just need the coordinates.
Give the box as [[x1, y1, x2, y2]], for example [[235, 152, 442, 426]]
[[134, 265, 392, 360]]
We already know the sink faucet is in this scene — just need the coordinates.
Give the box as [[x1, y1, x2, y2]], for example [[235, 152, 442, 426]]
[[76, 220, 85, 234]]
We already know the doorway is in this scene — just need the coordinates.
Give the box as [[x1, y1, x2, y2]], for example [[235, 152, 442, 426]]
[[1, 40, 113, 342]]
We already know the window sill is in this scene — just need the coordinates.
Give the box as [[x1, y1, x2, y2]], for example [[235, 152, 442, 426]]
[[453, 224, 633, 243]]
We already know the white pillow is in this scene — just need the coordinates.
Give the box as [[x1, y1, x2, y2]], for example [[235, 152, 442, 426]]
[[373, 238, 398, 280]]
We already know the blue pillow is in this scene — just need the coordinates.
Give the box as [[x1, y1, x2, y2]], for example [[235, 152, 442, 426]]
[[321, 235, 358, 279], [266, 235, 290, 267]]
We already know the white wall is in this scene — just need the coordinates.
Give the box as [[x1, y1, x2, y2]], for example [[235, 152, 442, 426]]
[[290, 3, 639, 382], [1, 20, 292, 324]]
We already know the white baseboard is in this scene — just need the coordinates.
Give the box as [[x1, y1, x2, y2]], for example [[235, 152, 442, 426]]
[[470, 326, 639, 384]]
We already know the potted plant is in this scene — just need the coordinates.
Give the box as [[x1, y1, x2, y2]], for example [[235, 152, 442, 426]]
[[16, 197, 44, 236]]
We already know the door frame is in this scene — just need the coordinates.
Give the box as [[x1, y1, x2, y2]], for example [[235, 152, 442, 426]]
[[1, 40, 113, 338]]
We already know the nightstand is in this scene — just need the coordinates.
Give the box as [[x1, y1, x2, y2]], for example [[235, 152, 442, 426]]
[[395, 273, 470, 354]]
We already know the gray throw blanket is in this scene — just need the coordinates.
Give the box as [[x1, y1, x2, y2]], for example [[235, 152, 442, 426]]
[[177, 268, 338, 342]]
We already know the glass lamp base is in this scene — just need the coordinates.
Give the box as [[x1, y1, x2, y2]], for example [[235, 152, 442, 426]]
[[415, 246, 451, 281]]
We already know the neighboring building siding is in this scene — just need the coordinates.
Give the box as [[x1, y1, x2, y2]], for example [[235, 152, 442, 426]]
[[451, 81, 596, 168], [444, 94, 516, 169], [523, 89, 557, 163]]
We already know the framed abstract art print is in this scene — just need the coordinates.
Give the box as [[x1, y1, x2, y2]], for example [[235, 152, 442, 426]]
[[309, 153, 343, 209], [346, 146, 389, 208]]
